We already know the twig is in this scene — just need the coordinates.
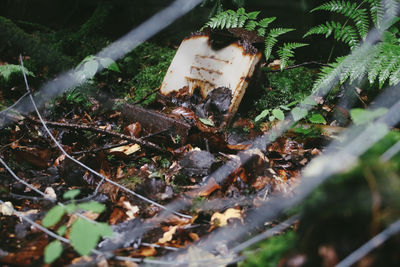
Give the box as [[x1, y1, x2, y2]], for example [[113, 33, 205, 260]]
[[0, 92, 29, 117], [71, 141, 131, 155], [336, 218, 400, 267], [27, 117, 164, 152], [265, 61, 330, 72], [19, 55, 191, 219], [132, 87, 160, 105]]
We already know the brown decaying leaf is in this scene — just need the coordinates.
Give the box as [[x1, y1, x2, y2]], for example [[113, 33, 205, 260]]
[[125, 122, 141, 138]]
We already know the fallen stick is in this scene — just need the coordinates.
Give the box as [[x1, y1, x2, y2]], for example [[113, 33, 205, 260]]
[[27, 116, 164, 152]]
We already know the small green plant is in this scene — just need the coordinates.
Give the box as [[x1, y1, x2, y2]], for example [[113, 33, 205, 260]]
[[42, 189, 112, 264], [120, 176, 143, 190], [202, 8, 308, 69], [0, 64, 34, 85], [75, 55, 120, 82], [201, 0, 245, 18]]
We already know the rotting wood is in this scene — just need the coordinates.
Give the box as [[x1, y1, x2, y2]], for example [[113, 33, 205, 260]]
[[118, 103, 192, 144]]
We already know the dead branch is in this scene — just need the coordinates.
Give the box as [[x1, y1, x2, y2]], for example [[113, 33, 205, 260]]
[[265, 61, 330, 72], [27, 116, 164, 152]]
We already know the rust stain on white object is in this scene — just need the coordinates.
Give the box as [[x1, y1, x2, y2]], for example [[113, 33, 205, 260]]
[[161, 35, 261, 119]]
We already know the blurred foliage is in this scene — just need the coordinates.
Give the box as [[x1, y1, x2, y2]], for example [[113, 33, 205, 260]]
[[241, 231, 297, 267]]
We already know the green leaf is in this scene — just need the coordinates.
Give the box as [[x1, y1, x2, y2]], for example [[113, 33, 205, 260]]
[[44, 240, 63, 264], [350, 108, 388, 125], [255, 109, 269, 122], [272, 108, 285, 121], [77, 201, 106, 213], [199, 117, 215, 127], [291, 107, 308, 121], [57, 225, 67, 236], [70, 218, 101, 255], [302, 96, 318, 106], [98, 57, 121, 72], [96, 222, 113, 238], [308, 113, 327, 124], [247, 11, 260, 20], [42, 205, 65, 227], [64, 203, 76, 213], [70, 219, 112, 256], [63, 189, 81, 200]]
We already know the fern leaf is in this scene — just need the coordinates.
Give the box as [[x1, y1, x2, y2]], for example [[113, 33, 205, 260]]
[[311, 0, 369, 38], [257, 27, 266, 37], [247, 11, 260, 20], [0, 64, 34, 82], [238, 14, 248, 27], [258, 17, 276, 28], [264, 28, 294, 61], [365, 0, 384, 27], [389, 66, 400, 85], [245, 20, 258, 31], [277, 43, 308, 69], [305, 21, 358, 48]]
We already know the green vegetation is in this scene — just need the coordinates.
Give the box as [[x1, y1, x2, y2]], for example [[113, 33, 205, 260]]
[[0, 64, 34, 86], [306, 0, 400, 90], [42, 189, 112, 263], [202, 8, 308, 68]]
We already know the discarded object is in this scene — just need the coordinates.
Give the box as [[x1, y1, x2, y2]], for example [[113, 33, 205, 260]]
[[160, 33, 262, 124]]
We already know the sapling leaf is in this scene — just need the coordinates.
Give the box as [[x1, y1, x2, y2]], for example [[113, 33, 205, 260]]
[[57, 225, 67, 236], [44, 240, 63, 264], [308, 113, 326, 124], [42, 205, 65, 227], [255, 109, 269, 122], [63, 189, 80, 200], [291, 107, 308, 121], [70, 218, 100, 255], [77, 201, 106, 213], [98, 57, 121, 72], [272, 108, 285, 121]]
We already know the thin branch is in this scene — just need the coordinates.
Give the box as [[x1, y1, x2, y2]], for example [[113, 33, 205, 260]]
[[0, 92, 29, 117], [19, 55, 191, 219], [132, 87, 160, 105], [71, 141, 131, 156], [337, 218, 400, 267], [27, 117, 164, 152]]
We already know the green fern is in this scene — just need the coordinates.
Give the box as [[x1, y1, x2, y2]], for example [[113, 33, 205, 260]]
[[203, 8, 305, 64], [0, 64, 34, 83], [308, 0, 400, 90], [277, 43, 309, 70]]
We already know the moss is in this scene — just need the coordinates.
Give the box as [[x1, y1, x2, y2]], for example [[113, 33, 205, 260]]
[[253, 67, 317, 114], [121, 42, 175, 105], [0, 16, 74, 73], [240, 231, 297, 267]]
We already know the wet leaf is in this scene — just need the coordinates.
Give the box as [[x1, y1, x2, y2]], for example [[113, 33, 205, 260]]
[[44, 240, 63, 264], [98, 57, 121, 72], [199, 117, 215, 127]]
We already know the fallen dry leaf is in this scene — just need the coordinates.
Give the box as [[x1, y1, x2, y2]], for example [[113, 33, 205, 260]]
[[158, 226, 178, 244], [210, 208, 242, 227], [109, 144, 140, 156]]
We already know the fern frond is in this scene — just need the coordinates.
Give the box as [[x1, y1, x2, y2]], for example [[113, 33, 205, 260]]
[[264, 28, 294, 61], [365, 0, 384, 27], [258, 17, 276, 28], [304, 21, 359, 48], [0, 64, 35, 82], [277, 43, 308, 69], [311, 0, 369, 38], [245, 20, 258, 30]]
